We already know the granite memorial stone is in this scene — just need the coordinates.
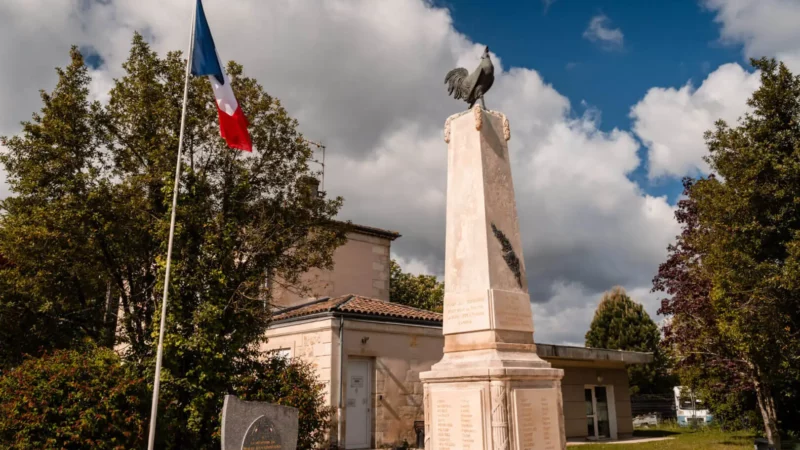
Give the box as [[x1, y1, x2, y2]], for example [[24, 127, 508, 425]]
[[221, 395, 299, 450]]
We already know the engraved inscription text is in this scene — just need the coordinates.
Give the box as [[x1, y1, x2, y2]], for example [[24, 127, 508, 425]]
[[513, 388, 560, 450], [443, 292, 491, 334], [431, 389, 485, 450]]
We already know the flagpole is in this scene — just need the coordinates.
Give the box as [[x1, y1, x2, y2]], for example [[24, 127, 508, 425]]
[[147, 3, 196, 449]]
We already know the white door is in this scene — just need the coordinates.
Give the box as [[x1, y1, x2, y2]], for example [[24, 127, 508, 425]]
[[585, 385, 617, 440], [345, 359, 372, 449]]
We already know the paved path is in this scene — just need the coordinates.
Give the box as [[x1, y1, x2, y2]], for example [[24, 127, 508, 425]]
[[567, 436, 676, 446], [365, 436, 676, 449]]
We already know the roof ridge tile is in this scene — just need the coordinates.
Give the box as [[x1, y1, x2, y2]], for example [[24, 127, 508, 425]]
[[271, 294, 442, 323]]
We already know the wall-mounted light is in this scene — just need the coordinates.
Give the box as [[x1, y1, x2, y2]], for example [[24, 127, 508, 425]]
[[597, 375, 604, 384], [361, 336, 369, 344]]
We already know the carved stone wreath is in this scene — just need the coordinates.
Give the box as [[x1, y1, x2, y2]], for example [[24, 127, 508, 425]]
[[491, 223, 523, 288]]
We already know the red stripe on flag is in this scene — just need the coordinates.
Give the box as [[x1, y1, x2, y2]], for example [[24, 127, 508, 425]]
[[217, 104, 252, 152]]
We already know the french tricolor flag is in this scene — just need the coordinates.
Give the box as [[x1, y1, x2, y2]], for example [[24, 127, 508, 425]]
[[190, 0, 252, 152]]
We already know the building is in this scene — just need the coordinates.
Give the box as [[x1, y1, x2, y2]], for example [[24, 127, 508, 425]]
[[263, 224, 652, 449], [271, 223, 400, 307]]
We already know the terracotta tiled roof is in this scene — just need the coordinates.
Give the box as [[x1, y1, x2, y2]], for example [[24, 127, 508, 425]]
[[272, 294, 442, 323]]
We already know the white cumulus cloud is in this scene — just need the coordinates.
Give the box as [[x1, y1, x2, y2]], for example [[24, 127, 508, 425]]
[[631, 63, 760, 179], [583, 14, 624, 51], [630, 0, 800, 182], [0, 0, 681, 344], [705, 0, 800, 71]]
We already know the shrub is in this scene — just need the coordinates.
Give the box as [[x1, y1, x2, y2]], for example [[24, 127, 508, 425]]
[[0, 347, 148, 449], [236, 356, 333, 449]]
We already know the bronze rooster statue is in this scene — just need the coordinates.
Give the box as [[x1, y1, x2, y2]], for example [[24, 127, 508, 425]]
[[445, 46, 495, 109]]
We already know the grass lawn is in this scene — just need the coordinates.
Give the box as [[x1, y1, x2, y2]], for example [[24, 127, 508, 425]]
[[584, 425, 755, 450]]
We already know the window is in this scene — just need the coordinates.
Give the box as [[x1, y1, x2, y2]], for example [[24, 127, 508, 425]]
[[273, 348, 291, 359]]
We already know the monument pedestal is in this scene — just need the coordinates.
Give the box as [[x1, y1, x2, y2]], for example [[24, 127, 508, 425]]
[[421, 106, 566, 450]]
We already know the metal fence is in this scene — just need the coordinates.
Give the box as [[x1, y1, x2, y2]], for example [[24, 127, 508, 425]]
[[631, 394, 677, 422]]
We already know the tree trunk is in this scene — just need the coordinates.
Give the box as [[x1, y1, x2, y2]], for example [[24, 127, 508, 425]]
[[754, 376, 781, 448], [103, 280, 117, 347]]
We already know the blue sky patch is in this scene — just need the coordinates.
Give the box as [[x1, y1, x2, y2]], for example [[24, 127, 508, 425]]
[[438, 0, 751, 204]]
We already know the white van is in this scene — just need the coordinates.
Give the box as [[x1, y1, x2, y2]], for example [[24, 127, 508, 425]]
[[674, 386, 713, 426]]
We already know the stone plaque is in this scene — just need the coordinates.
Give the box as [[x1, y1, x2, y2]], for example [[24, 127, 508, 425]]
[[513, 388, 560, 450], [490, 289, 534, 332], [443, 291, 491, 334], [430, 389, 485, 450], [242, 415, 282, 450], [221, 395, 299, 450]]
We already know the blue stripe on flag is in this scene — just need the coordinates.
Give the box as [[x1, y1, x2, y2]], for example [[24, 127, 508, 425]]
[[190, 0, 224, 85]]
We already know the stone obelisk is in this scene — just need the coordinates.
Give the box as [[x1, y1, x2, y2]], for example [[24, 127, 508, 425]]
[[421, 105, 566, 450]]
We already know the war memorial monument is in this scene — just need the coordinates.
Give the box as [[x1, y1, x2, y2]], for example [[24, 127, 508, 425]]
[[420, 46, 567, 450]]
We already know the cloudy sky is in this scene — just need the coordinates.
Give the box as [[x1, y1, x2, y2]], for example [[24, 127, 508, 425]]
[[1, 0, 796, 344]]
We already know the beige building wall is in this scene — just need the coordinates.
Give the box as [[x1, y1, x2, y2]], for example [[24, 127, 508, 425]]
[[261, 318, 337, 404], [337, 320, 444, 448], [552, 361, 633, 439], [264, 317, 638, 448], [272, 231, 393, 308], [264, 317, 444, 448]]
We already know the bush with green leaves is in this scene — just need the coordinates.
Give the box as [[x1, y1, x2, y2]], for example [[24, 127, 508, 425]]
[[0, 347, 148, 449], [235, 356, 333, 450]]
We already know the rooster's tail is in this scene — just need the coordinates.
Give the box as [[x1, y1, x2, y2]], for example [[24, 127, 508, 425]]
[[445, 68, 469, 100]]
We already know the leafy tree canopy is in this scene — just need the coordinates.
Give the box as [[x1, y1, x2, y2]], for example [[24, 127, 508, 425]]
[[654, 58, 800, 445], [389, 259, 443, 313], [585, 286, 674, 395], [0, 34, 347, 448]]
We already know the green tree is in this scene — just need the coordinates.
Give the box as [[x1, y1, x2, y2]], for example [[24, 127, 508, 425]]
[[0, 48, 112, 371], [585, 286, 674, 395], [0, 35, 347, 448], [654, 58, 800, 446], [677, 357, 761, 431], [654, 180, 766, 432], [389, 259, 444, 312]]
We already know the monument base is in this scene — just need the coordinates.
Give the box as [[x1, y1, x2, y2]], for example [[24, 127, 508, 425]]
[[421, 350, 566, 450]]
